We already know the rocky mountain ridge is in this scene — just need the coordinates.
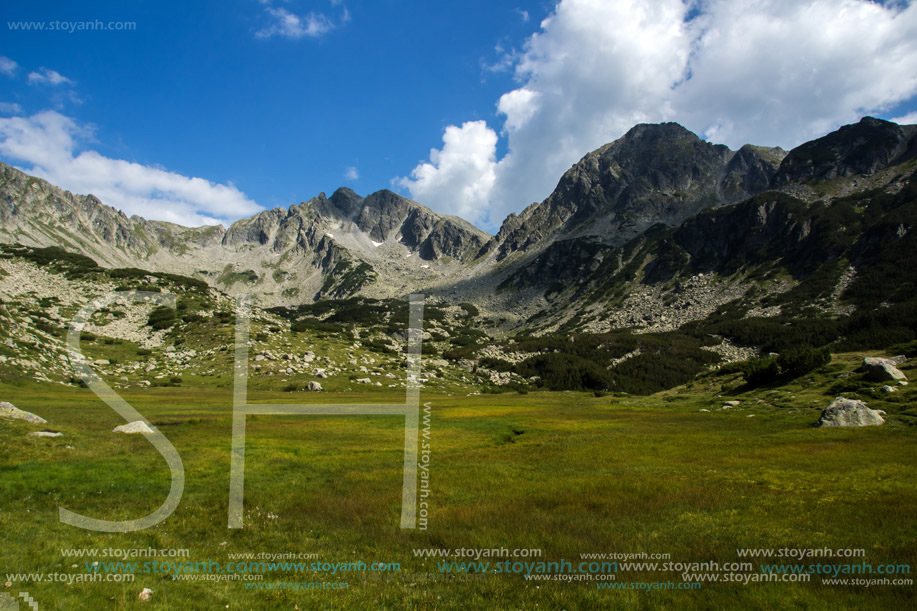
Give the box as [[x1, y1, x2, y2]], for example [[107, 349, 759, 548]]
[[2, 116, 916, 336], [0, 164, 488, 304], [483, 122, 787, 263]]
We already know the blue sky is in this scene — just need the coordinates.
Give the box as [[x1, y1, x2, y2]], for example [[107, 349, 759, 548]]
[[2, 0, 917, 231]]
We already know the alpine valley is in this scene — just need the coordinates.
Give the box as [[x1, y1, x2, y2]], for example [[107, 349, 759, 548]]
[[2, 116, 916, 395], [2, 117, 917, 611]]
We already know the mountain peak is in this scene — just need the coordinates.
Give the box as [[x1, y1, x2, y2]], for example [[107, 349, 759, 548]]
[[486, 121, 779, 261], [621, 121, 699, 139], [773, 116, 917, 185]]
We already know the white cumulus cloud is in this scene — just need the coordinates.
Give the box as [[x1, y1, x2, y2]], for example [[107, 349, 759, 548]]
[[497, 88, 540, 134], [674, 0, 917, 147], [399, 0, 917, 231], [345, 166, 359, 181], [0, 111, 262, 227], [396, 121, 497, 226]]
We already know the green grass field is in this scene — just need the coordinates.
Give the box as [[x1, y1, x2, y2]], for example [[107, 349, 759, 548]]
[[2, 361, 916, 610]]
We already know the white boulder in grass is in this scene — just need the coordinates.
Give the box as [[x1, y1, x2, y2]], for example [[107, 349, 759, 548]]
[[113, 421, 155, 434], [138, 587, 153, 601], [816, 397, 885, 428], [0, 401, 47, 424], [858, 357, 907, 383]]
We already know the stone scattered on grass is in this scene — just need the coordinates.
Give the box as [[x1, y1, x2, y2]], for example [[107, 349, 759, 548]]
[[816, 397, 885, 428], [113, 421, 155, 434], [0, 401, 47, 424], [138, 588, 153, 601], [859, 357, 907, 383], [28, 430, 63, 438]]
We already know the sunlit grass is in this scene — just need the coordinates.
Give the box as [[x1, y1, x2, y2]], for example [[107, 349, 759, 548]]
[[1, 378, 915, 609]]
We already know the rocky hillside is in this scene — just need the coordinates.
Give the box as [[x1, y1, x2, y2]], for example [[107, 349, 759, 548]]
[[0, 245, 511, 391], [480, 122, 786, 263], [487, 117, 917, 342], [772, 117, 917, 185], [1, 115, 916, 410], [2, 116, 916, 339], [0, 164, 488, 305]]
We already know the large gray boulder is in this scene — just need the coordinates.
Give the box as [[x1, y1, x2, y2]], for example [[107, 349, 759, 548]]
[[307, 381, 323, 391], [0, 401, 47, 424], [859, 357, 907, 382], [816, 397, 885, 427]]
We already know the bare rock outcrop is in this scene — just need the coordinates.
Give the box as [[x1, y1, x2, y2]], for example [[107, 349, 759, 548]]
[[816, 397, 886, 427]]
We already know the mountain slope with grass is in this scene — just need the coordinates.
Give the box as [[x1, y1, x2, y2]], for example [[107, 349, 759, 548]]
[[477, 117, 917, 339], [2, 116, 916, 398]]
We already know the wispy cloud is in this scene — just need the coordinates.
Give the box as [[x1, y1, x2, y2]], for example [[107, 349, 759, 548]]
[[0, 111, 262, 227], [345, 166, 359, 181], [256, 6, 334, 39], [254, 0, 351, 40], [254, 0, 353, 40], [483, 44, 519, 74], [0, 102, 23, 114], [0, 57, 17, 77], [27, 67, 74, 86]]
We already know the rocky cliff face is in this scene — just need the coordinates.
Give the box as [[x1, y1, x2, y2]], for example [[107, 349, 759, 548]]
[[483, 122, 786, 262], [773, 117, 917, 185], [345, 188, 487, 261]]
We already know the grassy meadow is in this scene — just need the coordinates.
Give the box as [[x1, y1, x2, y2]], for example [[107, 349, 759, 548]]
[[2, 356, 916, 610]]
